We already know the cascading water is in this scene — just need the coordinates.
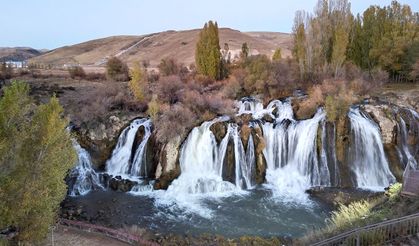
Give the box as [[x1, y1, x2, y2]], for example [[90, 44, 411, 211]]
[[106, 118, 152, 177], [68, 140, 103, 196], [262, 101, 328, 202], [396, 109, 419, 171], [167, 118, 236, 196], [348, 107, 396, 190]]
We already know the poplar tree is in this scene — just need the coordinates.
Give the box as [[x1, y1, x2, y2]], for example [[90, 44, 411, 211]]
[[195, 21, 223, 80]]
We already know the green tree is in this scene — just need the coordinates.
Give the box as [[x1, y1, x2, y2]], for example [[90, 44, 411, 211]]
[[272, 48, 282, 61], [0, 81, 76, 243], [195, 21, 224, 80]]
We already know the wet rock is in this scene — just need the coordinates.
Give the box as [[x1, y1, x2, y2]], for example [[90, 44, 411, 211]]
[[362, 104, 397, 144], [384, 143, 404, 181], [234, 113, 253, 126], [252, 126, 266, 184], [262, 114, 274, 123], [308, 187, 383, 207], [109, 177, 137, 192], [222, 140, 236, 184], [210, 121, 227, 144], [240, 124, 252, 148], [154, 136, 182, 189]]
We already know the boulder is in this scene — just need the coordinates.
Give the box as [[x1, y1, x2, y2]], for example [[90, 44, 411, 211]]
[[108, 176, 137, 192]]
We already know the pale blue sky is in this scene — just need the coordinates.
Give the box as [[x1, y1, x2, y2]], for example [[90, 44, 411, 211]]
[[1, 0, 418, 49]]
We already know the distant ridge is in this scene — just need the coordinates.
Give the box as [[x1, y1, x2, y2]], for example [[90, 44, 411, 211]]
[[0, 47, 44, 62], [29, 28, 293, 68]]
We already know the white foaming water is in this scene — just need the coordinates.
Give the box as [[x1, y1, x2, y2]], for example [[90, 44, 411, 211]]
[[237, 98, 264, 116], [397, 111, 418, 171], [158, 118, 240, 218], [262, 105, 327, 203], [69, 140, 103, 196], [106, 118, 152, 177], [130, 120, 152, 177], [348, 107, 396, 190]]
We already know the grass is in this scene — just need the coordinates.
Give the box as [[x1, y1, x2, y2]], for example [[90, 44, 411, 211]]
[[299, 183, 406, 244]]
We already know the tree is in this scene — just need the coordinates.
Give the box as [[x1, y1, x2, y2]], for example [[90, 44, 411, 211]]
[[240, 42, 249, 60], [0, 81, 76, 243], [0, 62, 13, 80], [129, 62, 147, 101], [106, 57, 129, 81], [195, 21, 224, 80], [272, 48, 282, 61], [292, 10, 308, 80]]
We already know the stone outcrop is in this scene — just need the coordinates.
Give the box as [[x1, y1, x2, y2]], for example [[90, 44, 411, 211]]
[[76, 115, 143, 169], [252, 125, 266, 184], [362, 104, 397, 144], [154, 136, 182, 190]]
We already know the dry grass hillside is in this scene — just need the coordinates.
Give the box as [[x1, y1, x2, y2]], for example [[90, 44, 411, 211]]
[[0, 47, 43, 62], [29, 28, 292, 69]]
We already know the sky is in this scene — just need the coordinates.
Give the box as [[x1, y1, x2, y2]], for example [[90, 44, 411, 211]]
[[1, 0, 418, 50]]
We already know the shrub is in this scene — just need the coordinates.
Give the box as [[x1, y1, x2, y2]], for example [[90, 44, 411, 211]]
[[272, 48, 282, 61], [85, 72, 106, 81], [68, 66, 86, 79], [327, 200, 373, 230], [0, 63, 13, 80], [154, 104, 197, 142], [72, 83, 143, 125], [147, 96, 160, 121], [106, 57, 129, 81], [156, 75, 185, 104], [158, 58, 180, 76]]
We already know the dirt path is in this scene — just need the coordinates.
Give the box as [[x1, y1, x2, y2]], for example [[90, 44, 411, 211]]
[[44, 225, 129, 246]]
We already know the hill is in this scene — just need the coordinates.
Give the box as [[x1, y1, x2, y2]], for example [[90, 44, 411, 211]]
[[0, 47, 43, 62], [29, 28, 292, 69]]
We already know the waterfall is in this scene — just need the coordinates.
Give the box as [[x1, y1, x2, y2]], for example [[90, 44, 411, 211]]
[[106, 118, 152, 177], [68, 140, 103, 196], [348, 107, 396, 190], [397, 109, 418, 171], [229, 124, 255, 189], [130, 121, 152, 177], [262, 107, 327, 201], [167, 118, 236, 196], [237, 97, 264, 116]]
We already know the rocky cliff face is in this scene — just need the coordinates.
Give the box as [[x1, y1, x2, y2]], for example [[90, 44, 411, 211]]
[[75, 98, 418, 191]]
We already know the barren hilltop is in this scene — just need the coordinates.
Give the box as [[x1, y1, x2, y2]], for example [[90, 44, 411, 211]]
[[28, 28, 292, 68]]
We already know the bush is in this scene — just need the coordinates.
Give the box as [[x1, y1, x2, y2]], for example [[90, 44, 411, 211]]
[[154, 104, 197, 142], [0, 63, 13, 80], [106, 57, 129, 81], [68, 66, 86, 79], [156, 75, 185, 104], [72, 83, 144, 125], [85, 72, 106, 81], [158, 58, 180, 76]]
